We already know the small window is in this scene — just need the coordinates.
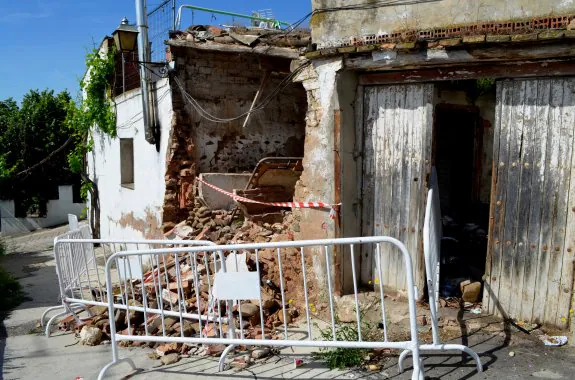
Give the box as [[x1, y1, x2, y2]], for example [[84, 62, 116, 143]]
[[120, 138, 134, 189]]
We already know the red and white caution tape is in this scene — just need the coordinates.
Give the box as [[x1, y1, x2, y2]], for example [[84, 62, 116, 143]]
[[196, 177, 340, 219]]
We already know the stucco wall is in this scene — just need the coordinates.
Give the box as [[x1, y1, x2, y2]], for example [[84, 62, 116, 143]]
[[87, 78, 173, 240], [292, 58, 343, 292], [0, 186, 84, 235], [311, 0, 575, 48]]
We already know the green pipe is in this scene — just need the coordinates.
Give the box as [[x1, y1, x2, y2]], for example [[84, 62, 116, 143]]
[[176, 4, 291, 30]]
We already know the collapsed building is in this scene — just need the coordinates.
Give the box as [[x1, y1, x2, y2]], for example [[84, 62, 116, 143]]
[[90, 0, 575, 331]]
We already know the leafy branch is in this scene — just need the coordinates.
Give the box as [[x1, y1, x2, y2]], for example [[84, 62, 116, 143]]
[[65, 46, 118, 238]]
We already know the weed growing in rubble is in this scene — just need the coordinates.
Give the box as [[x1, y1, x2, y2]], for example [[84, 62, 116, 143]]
[[313, 312, 381, 370]]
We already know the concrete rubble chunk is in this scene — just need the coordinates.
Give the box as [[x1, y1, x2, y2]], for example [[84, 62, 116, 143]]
[[161, 353, 180, 365], [80, 325, 102, 346], [251, 348, 270, 359], [239, 303, 259, 318]]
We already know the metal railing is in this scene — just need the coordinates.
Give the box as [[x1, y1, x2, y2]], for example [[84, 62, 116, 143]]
[[175, 4, 291, 31], [97, 236, 425, 380], [147, 0, 176, 62], [42, 226, 215, 336], [398, 168, 483, 373]]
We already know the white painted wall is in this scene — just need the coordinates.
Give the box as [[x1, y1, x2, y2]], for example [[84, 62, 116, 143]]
[[0, 185, 84, 235], [87, 78, 173, 240]]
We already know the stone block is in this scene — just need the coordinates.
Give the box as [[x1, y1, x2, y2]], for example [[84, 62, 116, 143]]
[[357, 44, 377, 53], [511, 33, 539, 42], [462, 35, 486, 44], [486, 35, 511, 43], [396, 41, 417, 50], [337, 46, 357, 54], [538, 30, 565, 40], [439, 38, 462, 47]]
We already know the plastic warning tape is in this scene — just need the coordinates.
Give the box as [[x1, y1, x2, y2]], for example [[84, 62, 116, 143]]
[[196, 177, 340, 219]]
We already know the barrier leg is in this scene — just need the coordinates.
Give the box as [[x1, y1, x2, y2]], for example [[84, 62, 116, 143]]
[[398, 349, 411, 373], [218, 344, 236, 372], [398, 344, 483, 374], [45, 310, 70, 337], [45, 303, 93, 337], [41, 305, 65, 327], [97, 358, 137, 380], [41, 303, 86, 328]]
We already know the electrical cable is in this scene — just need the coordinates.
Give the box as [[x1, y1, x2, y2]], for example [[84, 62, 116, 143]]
[[173, 61, 310, 124]]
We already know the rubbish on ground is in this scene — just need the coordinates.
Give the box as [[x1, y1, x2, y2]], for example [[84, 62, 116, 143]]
[[294, 358, 304, 368], [509, 351, 515, 357], [469, 308, 482, 314], [539, 335, 568, 347], [367, 364, 381, 371]]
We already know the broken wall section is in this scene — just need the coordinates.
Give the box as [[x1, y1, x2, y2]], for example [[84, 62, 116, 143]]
[[162, 44, 308, 231]]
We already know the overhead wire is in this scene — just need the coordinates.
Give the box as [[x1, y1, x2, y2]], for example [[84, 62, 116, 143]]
[[173, 61, 311, 124]]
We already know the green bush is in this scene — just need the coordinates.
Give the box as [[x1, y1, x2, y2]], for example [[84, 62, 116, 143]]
[[0, 266, 25, 318]]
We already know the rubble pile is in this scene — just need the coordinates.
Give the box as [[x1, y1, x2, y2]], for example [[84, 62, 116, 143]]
[[57, 206, 312, 366]]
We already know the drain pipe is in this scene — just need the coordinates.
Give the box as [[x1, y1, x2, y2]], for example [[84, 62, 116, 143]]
[[135, 0, 156, 144]]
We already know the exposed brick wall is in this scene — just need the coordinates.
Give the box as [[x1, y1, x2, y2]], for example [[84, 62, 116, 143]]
[[161, 47, 307, 230]]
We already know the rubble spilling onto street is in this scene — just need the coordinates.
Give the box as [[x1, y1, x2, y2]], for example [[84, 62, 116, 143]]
[[55, 202, 313, 366]]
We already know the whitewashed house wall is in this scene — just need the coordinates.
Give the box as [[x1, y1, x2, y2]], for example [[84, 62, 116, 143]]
[[87, 78, 173, 240]]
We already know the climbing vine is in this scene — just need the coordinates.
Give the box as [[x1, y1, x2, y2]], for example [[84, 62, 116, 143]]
[[66, 46, 117, 196], [65, 46, 118, 238]]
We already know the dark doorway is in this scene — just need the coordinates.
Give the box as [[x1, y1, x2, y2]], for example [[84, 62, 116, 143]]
[[434, 105, 489, 291]]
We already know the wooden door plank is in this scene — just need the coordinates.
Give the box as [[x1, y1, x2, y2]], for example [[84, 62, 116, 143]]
[[499, 80, 525, 318], [520, 79, 549, 321], [483, 82, 504, 313], [374, 86, 389, 284], [557, 78, 575, 328], [513, 79, 535, 321], [387, 86, 405, 289], [542, 79, 565, 325], [418, 84, 435, 294], [393, 86, 407, 290], [405, 84, 419, 294], [536, 80, 562, 324], [360, 87, 377, 283], [379, 86, 396, 288], [548, 79, 573, 327], [487, 81, 513, 316], [532, 80, 554, 323]]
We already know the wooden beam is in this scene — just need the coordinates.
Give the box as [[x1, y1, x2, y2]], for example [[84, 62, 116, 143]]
[[359, 60, 575, 85], [347, 42, 575, 72], [168, 39, 299, 59]]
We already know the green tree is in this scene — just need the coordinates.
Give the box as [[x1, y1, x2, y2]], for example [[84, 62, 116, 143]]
[[0, 90, 78, 216]]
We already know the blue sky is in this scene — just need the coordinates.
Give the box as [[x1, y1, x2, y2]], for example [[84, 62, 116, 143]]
[[0, 1, 311, 102]]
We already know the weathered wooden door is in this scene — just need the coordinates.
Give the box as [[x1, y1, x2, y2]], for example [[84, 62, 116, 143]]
[[484, 78, 575, 328], [360, 84, 434, 293]]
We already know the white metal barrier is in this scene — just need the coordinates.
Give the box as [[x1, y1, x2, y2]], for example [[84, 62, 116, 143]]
[[42, 225, 215, 337], [398, 169, 483, 373], [97, 236, 424, 380]]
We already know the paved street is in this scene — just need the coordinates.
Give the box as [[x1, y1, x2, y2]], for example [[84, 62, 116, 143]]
[[2, 226, 575, 379]]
